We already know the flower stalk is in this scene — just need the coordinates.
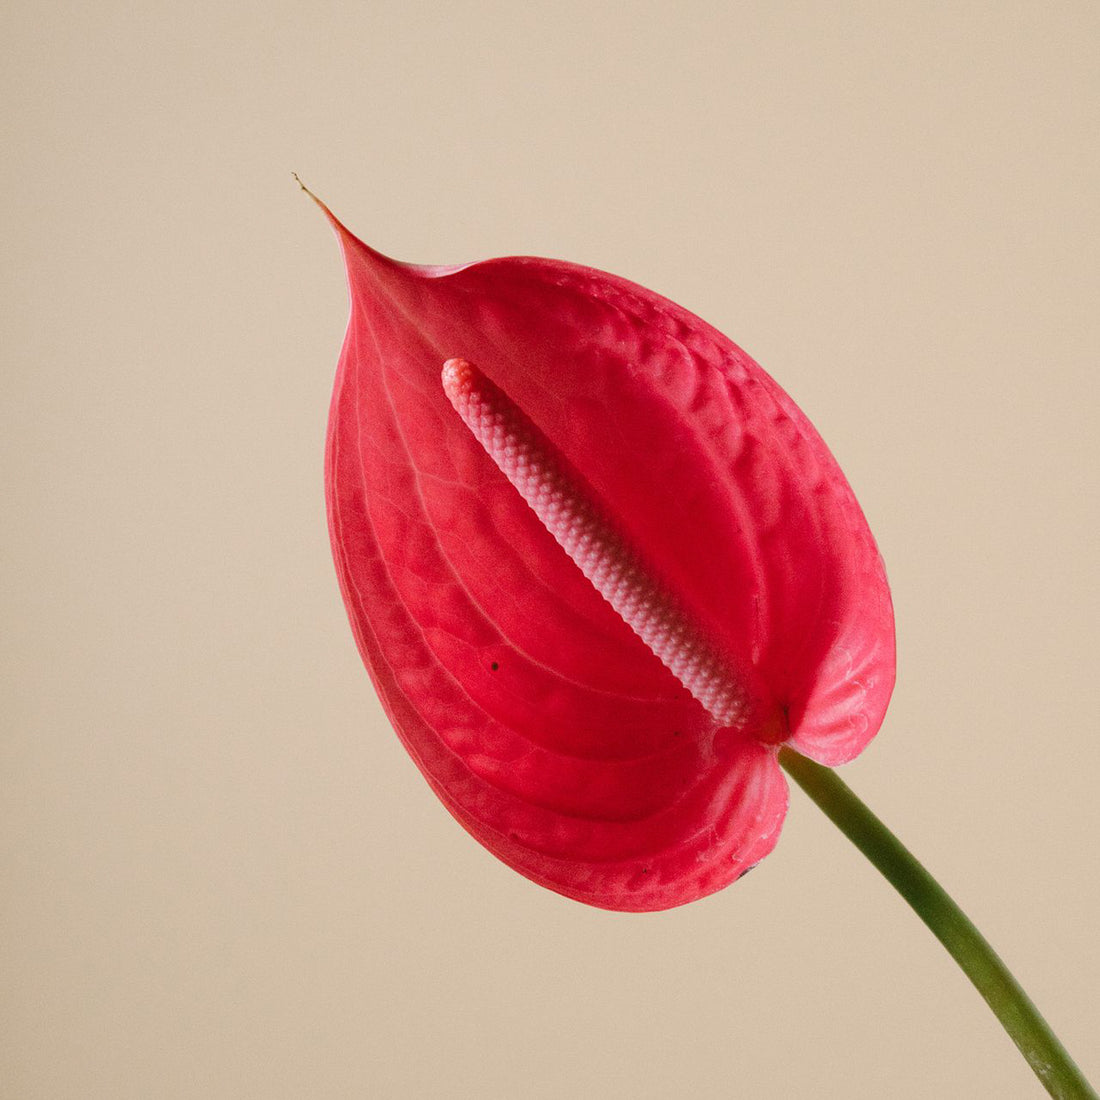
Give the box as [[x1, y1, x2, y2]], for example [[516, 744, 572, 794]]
[[778, 747, 1097, 1100]]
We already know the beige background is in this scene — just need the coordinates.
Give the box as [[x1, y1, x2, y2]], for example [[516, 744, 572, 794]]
[[3, 2, 1097, 1097]]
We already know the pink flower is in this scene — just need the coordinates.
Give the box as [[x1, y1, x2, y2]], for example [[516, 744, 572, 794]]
[[321, 202, 895, 911]]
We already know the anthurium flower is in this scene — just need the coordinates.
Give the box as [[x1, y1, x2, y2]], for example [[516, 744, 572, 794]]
[[306, 183, 1097, 1096], [318, 197, 895, 912]]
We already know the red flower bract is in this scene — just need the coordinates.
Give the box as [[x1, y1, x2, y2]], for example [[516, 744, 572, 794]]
[[321, 200, 895, 911]]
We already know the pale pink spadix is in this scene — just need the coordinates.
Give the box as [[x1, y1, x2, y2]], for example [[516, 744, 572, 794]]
[[441, 357, 759, 731], [318, 193, 895, 911]]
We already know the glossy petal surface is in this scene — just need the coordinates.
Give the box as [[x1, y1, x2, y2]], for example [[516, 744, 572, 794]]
[[322, 204, 894, 910]]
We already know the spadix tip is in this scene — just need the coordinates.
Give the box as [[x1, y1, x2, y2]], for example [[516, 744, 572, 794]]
[[441, 357, 478, 401]]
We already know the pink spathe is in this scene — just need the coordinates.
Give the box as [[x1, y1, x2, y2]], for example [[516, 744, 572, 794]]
[[322, 201, 895, 911]]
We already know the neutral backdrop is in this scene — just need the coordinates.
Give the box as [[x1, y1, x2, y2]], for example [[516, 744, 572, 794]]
[[3, 3, 1097, 1098]]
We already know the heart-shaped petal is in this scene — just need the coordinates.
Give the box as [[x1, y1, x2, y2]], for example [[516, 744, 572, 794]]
[[319, 196, 894, 910]]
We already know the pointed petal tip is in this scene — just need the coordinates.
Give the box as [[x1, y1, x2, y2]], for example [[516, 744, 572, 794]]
[[303, 193, 483, 287], [293, 172, 343, 230], [293, 175, 394, 267]]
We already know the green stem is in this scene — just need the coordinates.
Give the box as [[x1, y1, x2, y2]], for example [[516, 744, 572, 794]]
[[778, 747, 1097, 1100]]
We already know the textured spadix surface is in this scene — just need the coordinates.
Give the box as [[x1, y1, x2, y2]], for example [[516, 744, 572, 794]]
[[322, 202, 895, 911]]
